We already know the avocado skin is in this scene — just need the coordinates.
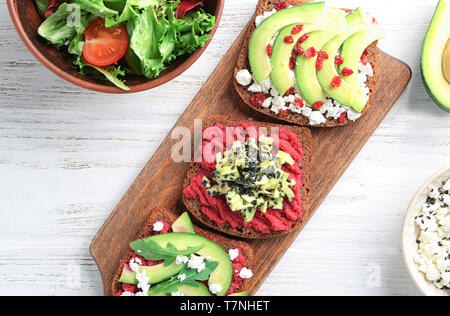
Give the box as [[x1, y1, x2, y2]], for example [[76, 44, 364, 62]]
[[421, 65, 450, 113], [421, 0, 450, 113]]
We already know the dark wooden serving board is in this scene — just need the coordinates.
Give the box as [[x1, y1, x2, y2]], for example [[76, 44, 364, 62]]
[[90, 24, 411, 296]]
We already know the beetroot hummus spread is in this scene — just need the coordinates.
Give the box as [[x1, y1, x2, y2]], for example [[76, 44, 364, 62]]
[[184, 123, 304, 234]]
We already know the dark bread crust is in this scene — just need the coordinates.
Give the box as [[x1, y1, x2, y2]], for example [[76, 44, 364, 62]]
[[111, 208, 254, 296], [233, 0, 378, 127], [182, 115, 312, 239]]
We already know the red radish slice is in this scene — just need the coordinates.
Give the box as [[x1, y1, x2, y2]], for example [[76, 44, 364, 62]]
[[45, 0, 62, 18], [176, 0, 204, 19]]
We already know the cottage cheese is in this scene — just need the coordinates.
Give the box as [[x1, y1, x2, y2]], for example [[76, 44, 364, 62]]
[[209, 283, 223, 295], [187, 254, 206, 273], [239, 267, 253, 279], [228, 248, 240, 261], [236, 69, 253, 86], [153, 221, 164, 232], [176, 255, 189, 265], [413, 178, 450, 290], [178, 273, 186, 282], [129, 257, 142, 273], [237, 10, 372, 126]]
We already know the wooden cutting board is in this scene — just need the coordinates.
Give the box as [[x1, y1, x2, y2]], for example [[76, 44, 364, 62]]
[[90, 24, 411, 296]]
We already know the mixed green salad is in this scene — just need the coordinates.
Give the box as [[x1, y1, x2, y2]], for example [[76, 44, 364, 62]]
[[35, 0, 216, 90]]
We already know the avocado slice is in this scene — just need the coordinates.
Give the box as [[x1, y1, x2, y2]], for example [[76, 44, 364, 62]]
[[294, 8, 347, 105], [316, 9, 370, 113], [142, 233, 233, 296], [339, 25, 384, 89], [148, 282, 212, 296], [249, 2, 326, 82], [119, 261, 184, 285], [172, 212, 195, 233], [422, 0, 450, 112], [270, 21, 325, 95]]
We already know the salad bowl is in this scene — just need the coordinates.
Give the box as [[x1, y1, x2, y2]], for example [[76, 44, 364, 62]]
[[7, 0, 225, 93]]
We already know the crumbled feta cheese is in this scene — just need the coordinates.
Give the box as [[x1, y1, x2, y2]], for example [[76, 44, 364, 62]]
[[271, 96, 287, 114], [120, 291, 134, 296], [209, 283, 223, 295], [239, 267, 253, 279], [178, 273, 186, 282], [309, 111, 326, 126], [414, 177, 450, 290], [129, 257, 142, 273], [136, 269, 150, 294], [236, 69, 253, 86], [248, 82, 263, 93], [347, 108, 362, 121], [187, 254, 206, 273], [171, 292, 185, 296], [134, 291, 148, 296], [228, 248, 239, 261], [259, 78, 272, 94], [255, 9, 277, 27], [153, 221, 164, 232], [176, 255, 189, 265], [302, 106, 312, 118], [262, 97, 272, 108]]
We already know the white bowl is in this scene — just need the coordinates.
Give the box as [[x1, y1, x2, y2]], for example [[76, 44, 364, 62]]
[[402, 167, 450, 296]]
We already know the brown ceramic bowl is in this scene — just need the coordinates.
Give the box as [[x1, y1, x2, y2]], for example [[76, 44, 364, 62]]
[[7, 0, 224, 93]]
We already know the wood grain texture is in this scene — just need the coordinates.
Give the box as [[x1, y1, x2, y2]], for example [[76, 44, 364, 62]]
[[90, 21, 411, 295], [1, 0, 449, 296]]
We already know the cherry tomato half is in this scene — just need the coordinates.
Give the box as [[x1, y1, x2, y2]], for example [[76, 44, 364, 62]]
[[82, 18, 129, 67]]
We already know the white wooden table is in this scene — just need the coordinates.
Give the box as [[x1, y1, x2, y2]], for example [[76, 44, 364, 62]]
[[0, 0, 449, 296]]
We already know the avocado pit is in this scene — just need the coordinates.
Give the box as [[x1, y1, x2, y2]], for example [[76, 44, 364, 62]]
[[443, 39, 450, 84]]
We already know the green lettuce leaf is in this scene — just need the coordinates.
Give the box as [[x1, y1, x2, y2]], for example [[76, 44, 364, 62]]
[[147, 261, 219, 295], [73, 0, 118, 17], [130, 239, 204, 266], [38, 3, 91, 47]]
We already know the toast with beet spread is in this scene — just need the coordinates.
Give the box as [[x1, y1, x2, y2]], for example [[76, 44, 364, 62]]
[[182, 115, 312, 239], [233, 0, 382, 127], [112, 208, 254, 296]]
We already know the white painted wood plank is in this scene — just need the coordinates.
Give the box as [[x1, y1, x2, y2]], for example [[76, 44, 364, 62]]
[[0, 0, 449, 296]]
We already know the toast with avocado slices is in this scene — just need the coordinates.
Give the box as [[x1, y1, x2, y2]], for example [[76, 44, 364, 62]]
[[234, 0, 382, 127], [112, 208, 254, 296], [182, 115, 312, 239]]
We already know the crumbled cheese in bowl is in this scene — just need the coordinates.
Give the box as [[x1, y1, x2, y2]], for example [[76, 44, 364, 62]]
[[413, 177, 450, 290]]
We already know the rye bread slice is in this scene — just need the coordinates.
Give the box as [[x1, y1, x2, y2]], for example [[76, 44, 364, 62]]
[[111, 207, 254, 296], [233, 0, 378, 127], [182, 115, 312, 239]]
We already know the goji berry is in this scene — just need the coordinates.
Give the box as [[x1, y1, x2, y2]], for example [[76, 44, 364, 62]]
[[335, 55, 344, 65], [331, 76, 342, 88], [341, 67, 354, 76], [318, 51, 329, 59], [313, 101, 324, 109], [291, 24, 304, 35], [284, 35, 294, 44], [316, 57, 323, 71], [305, 47, 316, 58], [338, 112, 347, 123], [266, 44, 272, 57], [276, 1, 288, 11], [298, 33, 309, 43]]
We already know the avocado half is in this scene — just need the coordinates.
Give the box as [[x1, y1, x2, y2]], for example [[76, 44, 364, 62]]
[[422, 0, 450, 112]]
